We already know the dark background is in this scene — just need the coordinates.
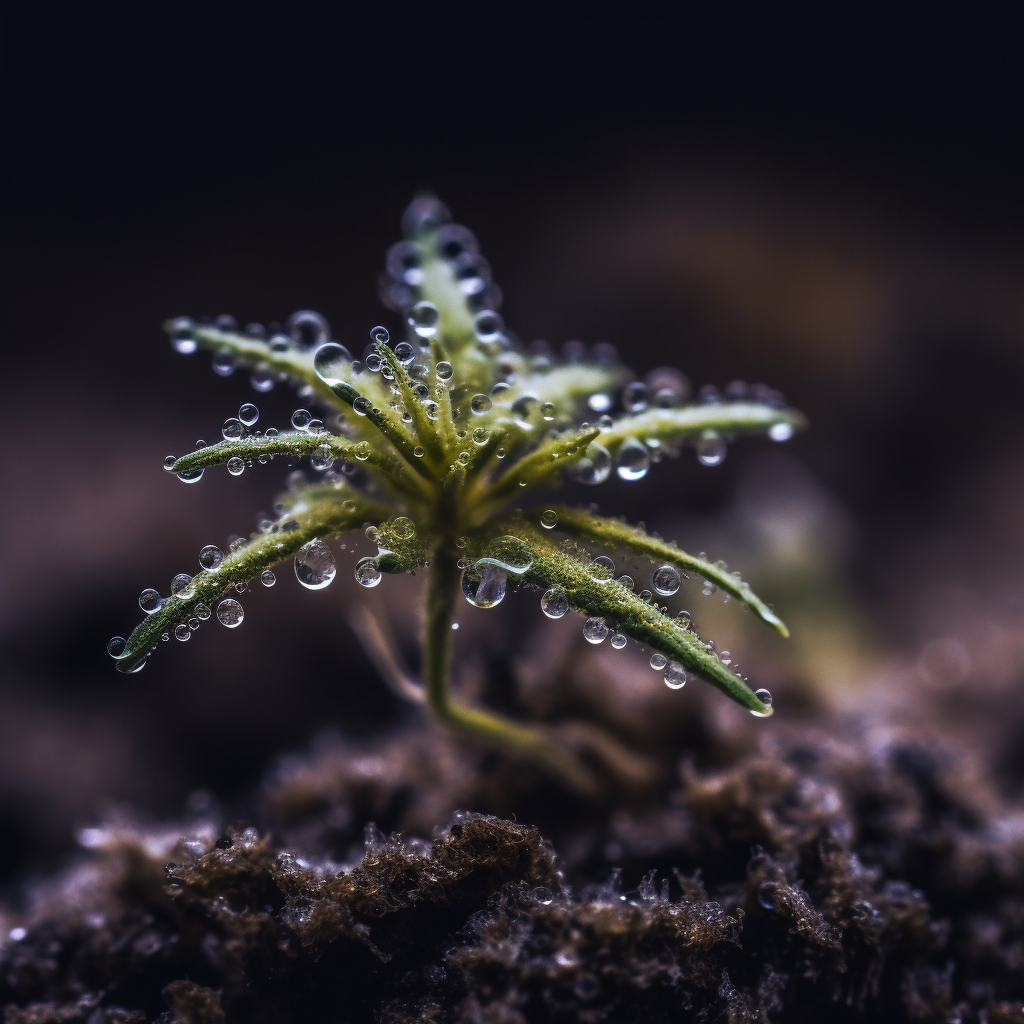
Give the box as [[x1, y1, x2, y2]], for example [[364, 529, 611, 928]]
[[1, 4, 1022, 887]]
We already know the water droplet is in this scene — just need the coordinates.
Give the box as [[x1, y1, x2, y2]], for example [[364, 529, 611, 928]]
[[615, 436, 649, 481], [353, 441, 371, 461], [227, 457, 245, 476], [617, 575, 635, 591], [188, 617, 200, 630], [472, 427, 489, 445], [491, 381, 512, 398], [222, 418, 244, 440], [769, 421, 793, 442], [352, 396, 372, 417], [598, 414, 613, 430], [364, 352, 382, 373], [435, 361, 453, 381], [285, 310, 329, 349], [163, 455, 177, 471], [587, 555, 615, 583], [139, 589, 162, 614], [107, 636, 127, 658], [583, 617, 609, 644], [294, 539, 337, 590], [541, 586, 569, 618], [354, 556, 381, 588], [370, 325, 390, 347], [696, 432, 726, 466], [652, 565, 681, 596], [392, 517, 415, 540], [571, 441, 611, 485], [622, 381, 648, 413], [540, 509, 558, 529], [457, 450, 471, 465], [238, 403, 259, 426], [250, 364, 275, 392], [540, 401, 556, 421], [174, 623, 191, 642], [198, 545, 224, 571], [409, 300, 439, 339], [413, 445, 425, 458], [391, 342, 414, 366], [650, 653, 667, 670], [610, 632, 627, 649], [170, 573, 195, 599], [177, 468, 204, 484], [676, 610, 692, 629], [261, 569, 276, 587], [470, 394, 492, 415], [313, 343, 352, 387], [587, 392, 611, 413], [496, 447, 506, 458], [216, 598, 244, 627], [212, 350, 236, 376], [750, 688, 774, 717], [462, 563, 507, 608], [473, 310, 504, 343], [310, 445, 334, 471], [664, 662, 688, 689], [195, 603, 211, 620]]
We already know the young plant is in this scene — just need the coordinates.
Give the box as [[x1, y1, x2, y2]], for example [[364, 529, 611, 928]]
[[108, 198, 806, 791]]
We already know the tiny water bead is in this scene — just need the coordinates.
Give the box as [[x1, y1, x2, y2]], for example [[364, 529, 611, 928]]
[[540, 509, 558, 529], [312, 344, 352, 387], [294, 538, 337, 590], [260, 569, 276, 587], [541, 587, 569, 618], [222, 418, 244, 440], [473, 309, 504, 343], [354, 557, 382, 588], [353, 396, 372, 416], [541, 401, 556, 421], [353, 441, 371, 461], [392, 516, 416, 540], [457, 451, 471, 465], [676, 610, 692, 629], [615, 436, 649, 481], [139, 589, 162, 614], [587, 555, 615, 583], [583, 617, 609, 644], [174, 624, 191, 642], [652, 565, 681, 596], [195, 603, 212, 620], [609, 632, 627, 649], [618, 574, 635, 591], [769, 421, 794, 442], [310, 445, 334, 471], [751, 688, 774, 717], [462, 563, 508, 608], [291, 409, 312, 430], [435, 361, 453, 381], [571, 441, 612, 485], [409, 300, 439, 339], [472, 427, 489, 445], [106, 636, 127, 658], [170, 573, 195, 599], [470, 394, 492, 415], [413, 446, 425, 458], [227, 457, 245, 476], [622, 381, 649, 413], [216, 599, 244, 628], [287, 309, 329, 349], [664, 662, 688, 689], [199, 545, 224, 571], [163, 455, 176, 471], [238, 403, 259, 426], [650, 653, 667, 671], [696, 432, 727, 467]]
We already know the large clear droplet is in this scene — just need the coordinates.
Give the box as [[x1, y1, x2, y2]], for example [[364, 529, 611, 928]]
[[392, 516, 415, 540], [139, 589, 162, 614], [174, 623, 191, 642], [294, 539, 337, 590], [177, 468, 204, 484], [473, 310, 504, 343], [571, 442, 611, 485], [227, 457, 245, 476], [409, 301, 440, 339], [471, 394, 492, 415], [541, 587, 569, 618], [652, 565, 681, 596], [540, 509, 558, 529], [107, 636, 127, 658], [583, 617, 609, 644], [435, 361, 453, 381], [750, 688, 774, 717], [261, 569, 276, 587], [354, 556, 381, 588], [287, 310, 329, 350], [216, 598, 244, 627], [394, 341, 415, 365], [222, 418, 244, 440], [664, 662, 688, 689], [587, 556, 615, 583], [462, 563, 507, 608], [238, 403, 259, 426], [650, 653, 667, 670], [199, 545, 224, 571], [170, 573, 195, 599], [609, 632, 627, 649], [313, 343, 353, 387], [615, 437, 649, 481]]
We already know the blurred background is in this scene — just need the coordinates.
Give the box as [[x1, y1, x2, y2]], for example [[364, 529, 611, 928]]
[[0, 4, 1022, 891]]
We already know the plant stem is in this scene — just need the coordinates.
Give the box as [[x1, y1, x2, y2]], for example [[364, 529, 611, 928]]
[[423, 538, 597, 795]]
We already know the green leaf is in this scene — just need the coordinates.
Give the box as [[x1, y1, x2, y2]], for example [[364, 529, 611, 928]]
[[533, 504, 789, 637]]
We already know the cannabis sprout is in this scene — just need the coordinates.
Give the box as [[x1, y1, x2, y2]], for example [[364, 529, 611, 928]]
[[108, 197, 806, 790]]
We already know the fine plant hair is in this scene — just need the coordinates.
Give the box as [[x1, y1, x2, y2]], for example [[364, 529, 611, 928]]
[[108, 198, 806, 792]]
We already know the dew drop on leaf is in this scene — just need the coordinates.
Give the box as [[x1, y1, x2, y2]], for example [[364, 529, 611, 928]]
[[540, 509, 558, 529], [353, 396, 372, 416], [353, 441, 371, 461], [354, 556, 381, 588], [227, 457, 245, 476], [294, 539, 337, 590], [392, 517, 415, 540], [216, 599, 244, 628], [139, 589, 162, 614], [664, 662, 687, 689], [473, 310, 504, 343], [435, 361, 453, 381], [676, 609, 692, 629], [462, 564, 507, 608], [170, 574, 195, 599], [163, 456, 176, 471], [212, 350, 236, 376], [261, 570, 276, 587], [587, 392, 611, 413], [250, 364, 276, 393], [652, 565, 681, 596], [174, 624, 191, 641], [287, 310, 329, 349], [199, 545, 224, 571], [541, 587, 569, 618], [751, 688, 774, 717], [238, 403, 259, 426], [177, 468, 204, 484], [615, 436, 650, 481], [313, 344, 352, 387], [587, 556, 615, 583], [471, 394, 492, 415], [409, 301, 439, 339], [370, 325, 390, 345], [541, 402, 556, 421], [107, 637, 127, 658], [610, 632, 627, 649], [413, 446, 425, 457], [769, 421, 794, 442], [583, 617, 609, 644], [222, 418, 244, 441], [571, 442, 611, 485]]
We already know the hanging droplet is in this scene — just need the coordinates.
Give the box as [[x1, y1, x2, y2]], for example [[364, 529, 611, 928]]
[[435, 361, 453, 381], [199, 545, 224, 571], [470, 394, 492, 415], [696, 432, 726, 467], [540, 509, 558, 529], [163, 455, 177, 471], [170, 573, 195, 599], [313, 343, 353, 387], [650, 653, 667, 670], [287, 310, 330, 349], [614, 436, 649, 482], [227, 457, 245, 476], [409, 300, 440, 339], [139, 589, 162, 614], [222, 418, 244, 440], [587, 556, 615, 583], [238, 403, 259, 426], [310, 445, 334, 471], [389, 517, 413, 540], [370, 325, 390, 346], [583, 617, 609, 644], [587, 392, 611, 413], [541, 402, 556, 421], [571, 442, 611, 485], [495, 448, 506, 458], [541, 586, 569, 618], [107, 636, 127, 658], [462, 563, 508, 608], [664, 662, 688, 689], [354, 556, 381, 588], [750, 689, 774, 717], [212, 350, 236, 376], [177, 468, 204, 484], [652, 565, 681, 596], [294, 539, 337, 590], [622, 381, 649, 413], [769, 422, 793, 442], [174, 623, 191, 642], [216, 598, 244, 627], [618, 575, 634, 591], [195, 603, 212, 621], [609, 632, 627, 649], [261, 569, 276, 587]]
